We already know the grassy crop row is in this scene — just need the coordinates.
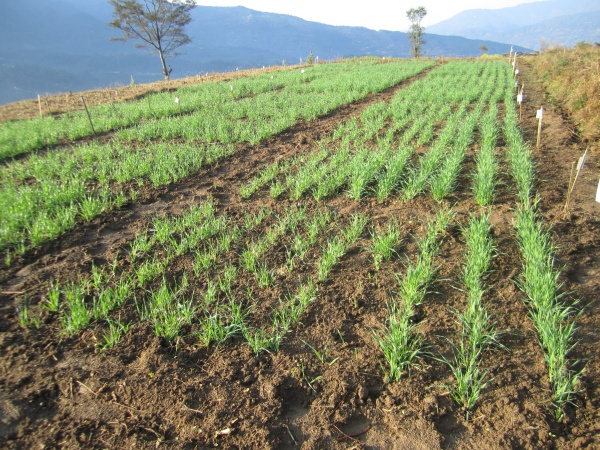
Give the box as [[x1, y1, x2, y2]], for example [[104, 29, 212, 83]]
[[240, 60, 513, 204], [375, 207, 454, 381], [1, 60, 433, 159], [1, 60, 435, 261], [504, 93, 580, 419], [441, 213, 499, 416]]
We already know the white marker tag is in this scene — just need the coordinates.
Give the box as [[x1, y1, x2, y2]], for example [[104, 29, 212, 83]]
[[515, 69, 520, 75], [577, 149, 588, 171], [596, 179, 600, 203], [517, 94, 524, 103], [174, 97, 179, 104], [536, 108, 543, 119], [301, 69, 305, 74]]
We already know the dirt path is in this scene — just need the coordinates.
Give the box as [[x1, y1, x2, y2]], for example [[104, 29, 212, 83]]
[[0, 62, 598, 449]]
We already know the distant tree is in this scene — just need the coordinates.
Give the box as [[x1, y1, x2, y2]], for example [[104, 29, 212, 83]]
[[109, 0, 196, 81], [480, 44, 489, 55], [406, 6, 427, 58]]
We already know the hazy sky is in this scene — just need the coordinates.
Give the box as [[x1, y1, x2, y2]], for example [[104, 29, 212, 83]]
[[196, 0, 542, 31]]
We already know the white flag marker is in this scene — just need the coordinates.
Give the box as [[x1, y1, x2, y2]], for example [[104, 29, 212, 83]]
[[577, 149, 588, 171]]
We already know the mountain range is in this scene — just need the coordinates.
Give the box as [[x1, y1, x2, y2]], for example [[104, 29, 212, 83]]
[[0, 0, 532, 105], [428, 0, 600, 50], [2, 0, 594, 105]]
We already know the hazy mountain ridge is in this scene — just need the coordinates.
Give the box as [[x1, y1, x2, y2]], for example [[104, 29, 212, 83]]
[[0, 1, 529, 105], [427, 0, 600, 49]]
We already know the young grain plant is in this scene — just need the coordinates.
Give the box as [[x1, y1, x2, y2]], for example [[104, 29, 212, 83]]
[[374, 208, 454, 381], [440, 212, 499, 416], [515, 205, 581, 419], [472, 105, 499, 206], [368, 219, 403, 271], [317, 213, 367, 282], [504, 91, 580, 419]]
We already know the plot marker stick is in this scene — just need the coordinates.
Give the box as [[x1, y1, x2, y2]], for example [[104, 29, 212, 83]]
[[81, 96, 96, 137], [536, 107, 543, 149]]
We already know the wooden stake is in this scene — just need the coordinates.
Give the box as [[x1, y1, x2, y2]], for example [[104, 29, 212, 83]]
[[564, 148, 589, 216], [37, 94, 43, 117], [536, 107, 543, 149], [563, 161, 576, 216], [519, 102, 522, 121], [517, 86, 524, 121], [80, 96, 96, 137]]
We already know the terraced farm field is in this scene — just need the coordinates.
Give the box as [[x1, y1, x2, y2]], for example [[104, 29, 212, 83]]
[[0, 58, 598, 449]]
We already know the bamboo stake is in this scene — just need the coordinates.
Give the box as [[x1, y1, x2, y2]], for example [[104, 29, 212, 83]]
[[536, 107, 543, 149], [37, 94, 43, 117], [563, 148, 589, 216], [80, 96, 96, 137]]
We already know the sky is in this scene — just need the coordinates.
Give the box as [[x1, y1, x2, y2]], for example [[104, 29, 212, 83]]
[[196, 0, 542, 31]]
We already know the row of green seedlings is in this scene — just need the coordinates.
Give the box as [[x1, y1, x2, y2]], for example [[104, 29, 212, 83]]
[[1, 62, 435, 261], [1, 140, 236, 263], [119, 61, 434, 145], [151, 204, 325, 352], [0, 62, 349, 159], [374, 207, 454, 380], [471, 103, 500, 206], [241, 61, 510, 204], [198, 205, 335, 354], [414, 64, 508, 203], [504, 91, 581, 419], [124, 200, 333, 352], [137, 272, 318, 356], [34, 203, 336, 352], [140, 205, 323, 348], [239, 205, 315, 286], [235, 61, 434, 199], [39, 203, 272, 339], [316, 213, 367, 282], [439, 212, 502, 417], [40, 200, 228, 337]]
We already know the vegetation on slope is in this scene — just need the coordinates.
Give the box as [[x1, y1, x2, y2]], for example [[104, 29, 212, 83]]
[[529, 43, 600, 143]]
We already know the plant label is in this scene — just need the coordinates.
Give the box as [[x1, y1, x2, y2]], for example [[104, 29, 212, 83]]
[[174, 97, 179, 104], [301, 69, 305, 74], [517, 94, 524, 103], [596, 179, 600, 203], [515, 69, 520, 75], [577, 149, 588, 171], [536, 108, 543, 119]]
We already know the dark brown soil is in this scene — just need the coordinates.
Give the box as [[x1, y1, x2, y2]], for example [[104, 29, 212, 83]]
[[1, 62, 599, 449]]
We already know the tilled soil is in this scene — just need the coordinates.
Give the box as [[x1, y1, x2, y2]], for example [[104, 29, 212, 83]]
[[0, 61, 599, 449]]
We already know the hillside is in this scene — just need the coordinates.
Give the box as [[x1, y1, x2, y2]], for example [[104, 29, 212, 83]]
[[428, 0, 600, 49], [0, 1, 528, 105], [529, 42, 600, 142]]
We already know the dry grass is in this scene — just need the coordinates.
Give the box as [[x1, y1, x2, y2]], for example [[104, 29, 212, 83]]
[[528, 43, 600, 143]]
